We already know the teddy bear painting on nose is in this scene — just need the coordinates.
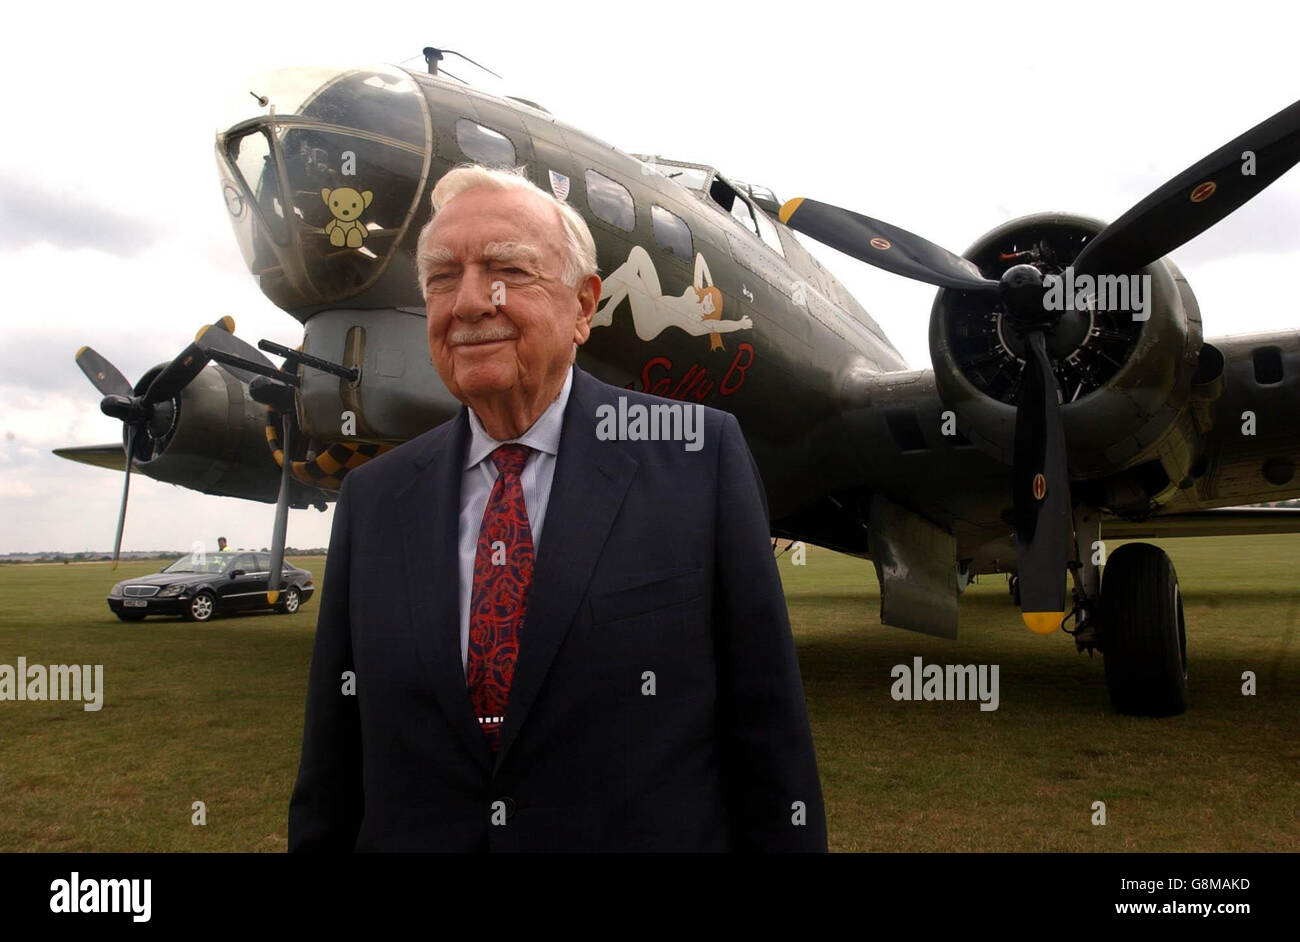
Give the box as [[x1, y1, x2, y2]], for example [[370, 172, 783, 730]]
[[321, 186, 375, 248]]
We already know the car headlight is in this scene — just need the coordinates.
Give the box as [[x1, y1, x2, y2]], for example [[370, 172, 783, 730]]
[[108, 584, 124, 598], [158, 585, 185, 597]]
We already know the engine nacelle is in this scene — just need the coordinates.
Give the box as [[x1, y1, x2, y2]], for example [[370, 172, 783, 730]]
[[930, 213, 1211, 501], [127, 363, 287, 503]]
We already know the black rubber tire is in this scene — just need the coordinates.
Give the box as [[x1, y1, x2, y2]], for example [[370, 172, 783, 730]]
[[116, 612, 146, 622], [276, 586, 301, 615], [1100, 542, 1189, 716], [185, 590, 217, 623]]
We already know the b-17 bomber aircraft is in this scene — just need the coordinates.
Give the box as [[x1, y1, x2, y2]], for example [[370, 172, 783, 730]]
[[58, 50, 1300, 716]]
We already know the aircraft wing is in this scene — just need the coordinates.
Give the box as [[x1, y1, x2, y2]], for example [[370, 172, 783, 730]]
[[53, 444, 126, 472], [1105, 506, 1300, 539]]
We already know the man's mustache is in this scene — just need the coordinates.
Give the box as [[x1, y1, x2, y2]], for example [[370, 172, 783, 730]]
[[448, 324, 520, 345]]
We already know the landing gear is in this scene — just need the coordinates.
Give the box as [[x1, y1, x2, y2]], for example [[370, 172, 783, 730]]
[[1098, 542, 1189, 717], [1061, 507, 1187, 716]]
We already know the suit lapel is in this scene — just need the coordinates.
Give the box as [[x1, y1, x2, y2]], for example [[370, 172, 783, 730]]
[[495, 367, 638, 770], [396, 410, 494, 772]]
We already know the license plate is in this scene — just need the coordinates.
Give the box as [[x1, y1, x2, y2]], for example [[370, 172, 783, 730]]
[[123, 599, 148, 608]]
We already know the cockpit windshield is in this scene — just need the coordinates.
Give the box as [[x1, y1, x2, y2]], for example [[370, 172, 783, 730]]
[[216, 66, 431, 312], [636, 157, 712, 194], [163, 553, 237, 575]]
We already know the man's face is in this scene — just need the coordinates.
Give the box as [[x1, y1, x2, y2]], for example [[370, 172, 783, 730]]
[[422, 186, 598, 408]]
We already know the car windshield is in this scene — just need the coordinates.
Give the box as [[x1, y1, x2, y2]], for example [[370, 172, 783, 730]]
[[162, 553, 238, 575]]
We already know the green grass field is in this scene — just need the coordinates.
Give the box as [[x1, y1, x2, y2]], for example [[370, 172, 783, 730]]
[[0, 537, 1296, 852]]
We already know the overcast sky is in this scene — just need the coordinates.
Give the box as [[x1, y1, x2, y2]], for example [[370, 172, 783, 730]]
[[2, 0, 1297, 553]]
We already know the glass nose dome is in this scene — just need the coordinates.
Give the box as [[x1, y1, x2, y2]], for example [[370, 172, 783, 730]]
[[215, 65, 432, 313]]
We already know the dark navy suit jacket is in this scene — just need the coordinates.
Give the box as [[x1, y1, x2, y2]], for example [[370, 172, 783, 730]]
[[288, 365, 827, 851]]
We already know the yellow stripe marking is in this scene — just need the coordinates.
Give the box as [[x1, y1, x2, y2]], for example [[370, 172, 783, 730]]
[[778, 197, 804, 225], [1022, 611, 1063, 635]]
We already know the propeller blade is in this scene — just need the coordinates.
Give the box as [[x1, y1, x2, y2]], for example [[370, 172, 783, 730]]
[[142, 343, 209, 406], [111, 425, 136, 570], [266, 414, 293, 605], [1012, 331, 1071, 634], [76, 346, 132, 399], [195, 318, 278, 385], [1073, 97, 1300, 278], [778, 197, 999, 294]]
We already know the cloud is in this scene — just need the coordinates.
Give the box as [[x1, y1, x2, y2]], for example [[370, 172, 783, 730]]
[[0, 177, 162, 257]]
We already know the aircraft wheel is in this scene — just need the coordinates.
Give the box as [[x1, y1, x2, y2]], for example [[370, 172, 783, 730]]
[[1100, 542, 1189, 716]]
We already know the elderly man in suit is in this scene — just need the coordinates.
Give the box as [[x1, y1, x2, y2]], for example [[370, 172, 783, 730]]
[[288, 163, 826, 851]]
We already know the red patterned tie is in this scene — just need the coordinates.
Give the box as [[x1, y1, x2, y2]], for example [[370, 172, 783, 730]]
[[467, 444, 534, 751]]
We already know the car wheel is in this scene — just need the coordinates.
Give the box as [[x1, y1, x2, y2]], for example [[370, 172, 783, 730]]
[[116, 612, 146, 622], [276, 586, 301, 615], [186, 590, 216, 623]]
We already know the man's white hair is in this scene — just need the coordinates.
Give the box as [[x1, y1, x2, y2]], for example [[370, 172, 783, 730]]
[[416, 164, 598, 293]]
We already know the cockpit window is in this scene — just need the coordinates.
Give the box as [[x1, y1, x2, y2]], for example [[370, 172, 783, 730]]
[[718, 185, 760, 239], [230, 130, 287, 244], [455, 119, 516, 167], [643, 161, 710, 193], [753, 205, 786, 258]]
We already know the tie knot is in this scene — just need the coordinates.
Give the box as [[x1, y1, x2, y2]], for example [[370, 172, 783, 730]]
[[491, 443, 531, 476]]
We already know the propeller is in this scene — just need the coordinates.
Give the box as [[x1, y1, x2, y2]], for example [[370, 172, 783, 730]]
[[266, 412, 293, 605], [75, 334, 216, 567], [778, 198, 998, 294], [1072, 98, 1300, 279], [1008, 290, 1071, 632], [76, 318, 302, 583], [193, 316, 299, 602], [779, 96, 1300, 632], [251, 375, 299, 604], [75, 346, 132, 399], [194, 315, 279, 384]]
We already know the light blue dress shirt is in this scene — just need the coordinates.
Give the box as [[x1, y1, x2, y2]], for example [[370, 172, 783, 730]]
[[456, 365, 573, 674]]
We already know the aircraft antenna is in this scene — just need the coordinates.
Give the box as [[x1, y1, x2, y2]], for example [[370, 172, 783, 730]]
[[421, 47, 503, 81]]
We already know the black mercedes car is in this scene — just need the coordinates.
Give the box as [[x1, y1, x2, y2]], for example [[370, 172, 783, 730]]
[[107, 551, 314, 622]]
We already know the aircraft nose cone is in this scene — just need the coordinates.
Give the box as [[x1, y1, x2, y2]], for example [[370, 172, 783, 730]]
[[216, 64, 427, 311]]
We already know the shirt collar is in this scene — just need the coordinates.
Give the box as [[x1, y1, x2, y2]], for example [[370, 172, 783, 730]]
[[463, 365, 573, 471]]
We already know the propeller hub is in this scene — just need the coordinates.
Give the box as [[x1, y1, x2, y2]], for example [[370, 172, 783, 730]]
[[999, 307, 1092, 363], [100, 394, 140, 422], [999, 263, 1058, 329]]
